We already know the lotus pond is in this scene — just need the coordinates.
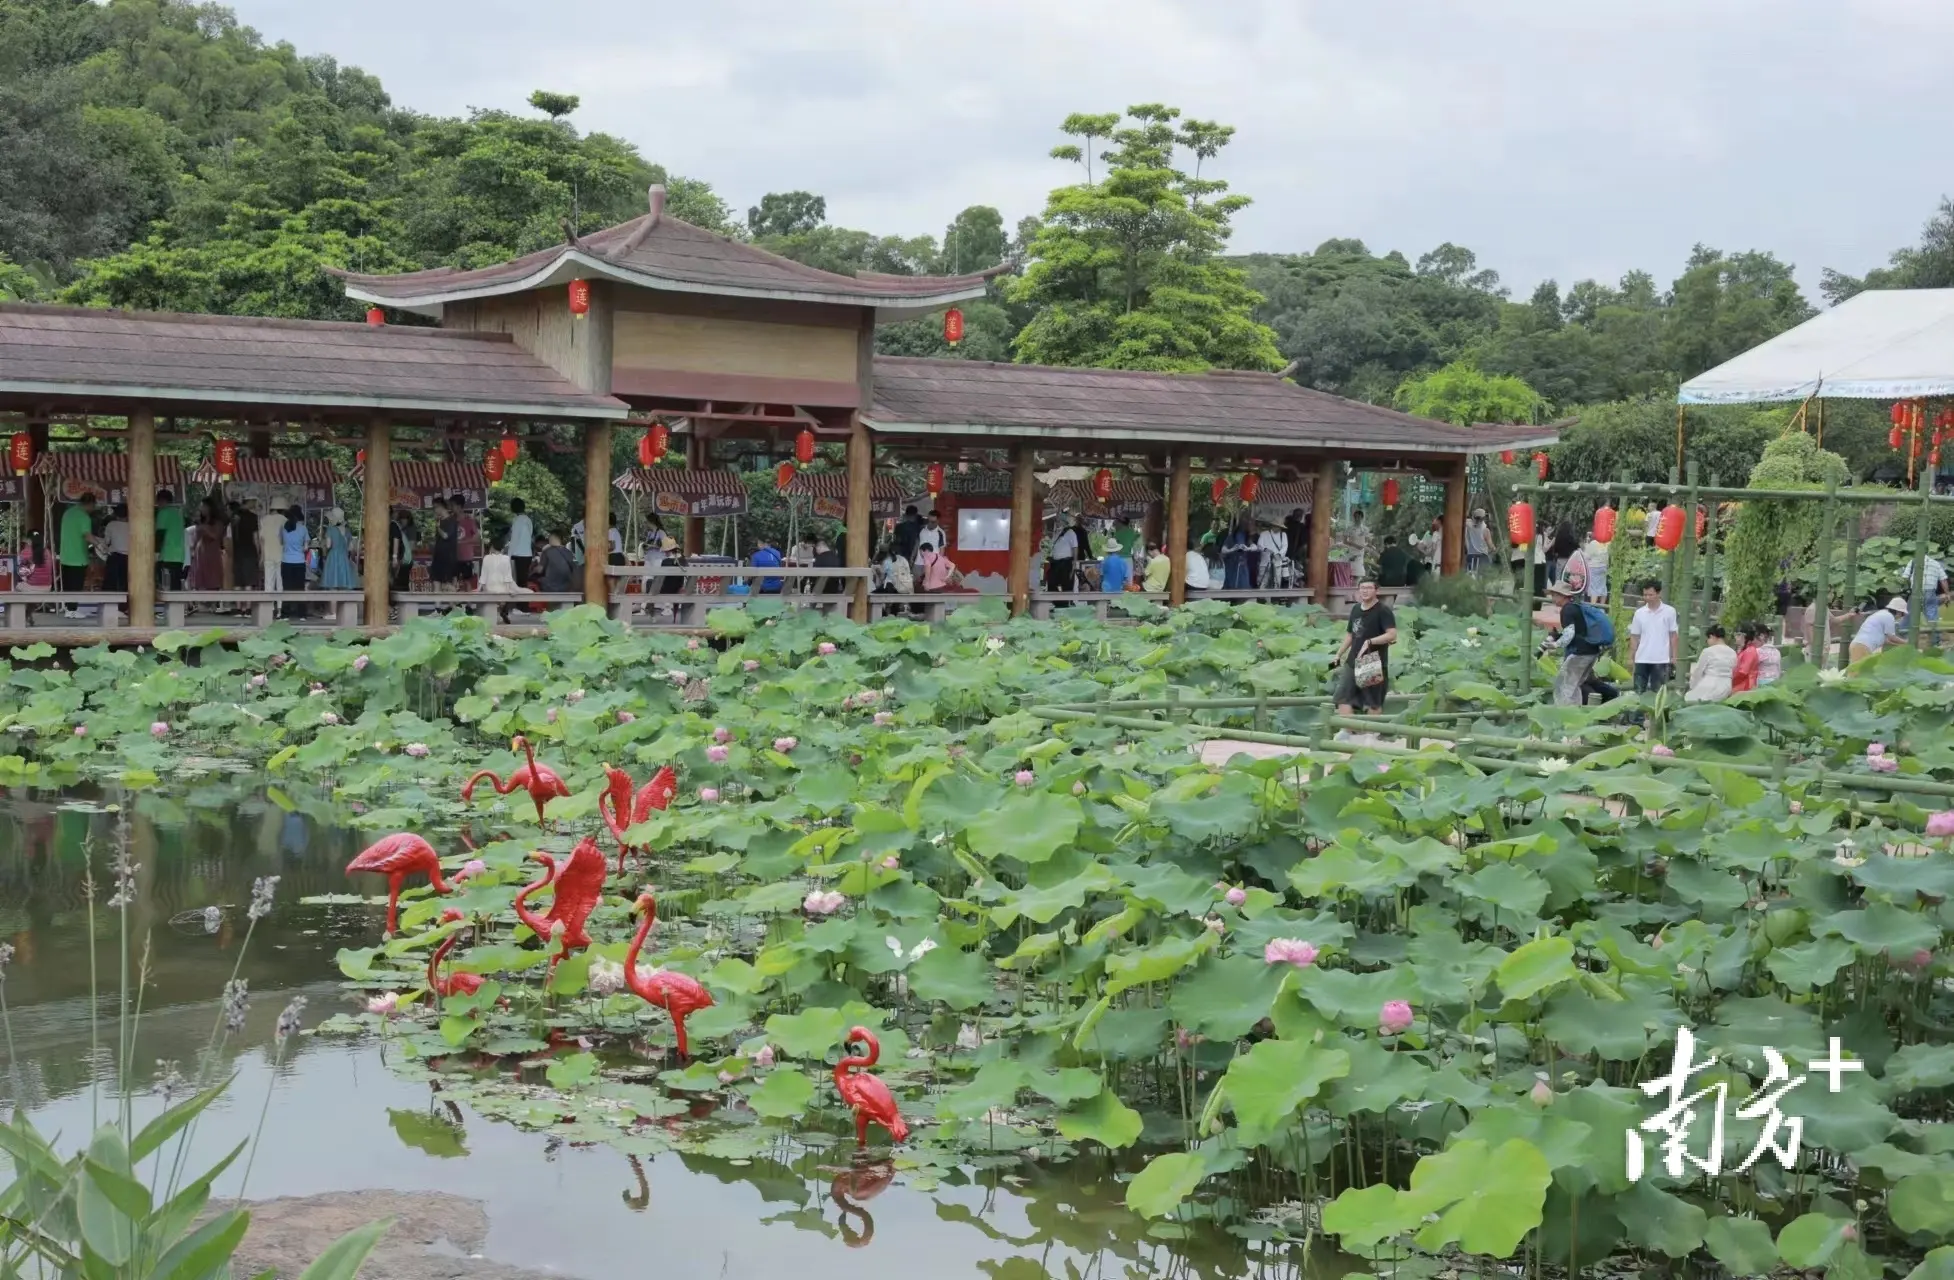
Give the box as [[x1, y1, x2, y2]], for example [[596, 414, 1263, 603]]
[[7, 600, 1954, 1280]]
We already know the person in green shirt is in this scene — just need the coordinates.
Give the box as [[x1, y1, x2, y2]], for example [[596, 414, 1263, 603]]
[[57, 493, 98, 592], [155, 489, 186, 590], [1111, 516, 1142, 560]]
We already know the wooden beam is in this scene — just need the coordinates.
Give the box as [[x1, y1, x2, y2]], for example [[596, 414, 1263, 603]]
[[1008, 442, 1036, 614], [362, 414, 391, 626], [127, 406, 156, 624], [583, 420, 612, 607], [846, 417, 873, 623], [683, 431, 706, 556], [1309, 457, 1337, 598], [1166, 449, 1190, 606], [1441, 458, 1467, 576]]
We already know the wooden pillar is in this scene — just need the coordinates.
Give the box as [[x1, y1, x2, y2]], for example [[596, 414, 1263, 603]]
[[25, 422, 48, 534], [846, 417, 873, 623], [127, 406, 156, 624], [1308, 457, 1337, 600], [1166, 449, 1190, 605], [683, 432, 706, 557], [583, 420, 612, 607], [1441, 459, 1467, 575], [362, 414, 391, 626], [1008, 442, 1037, 614]]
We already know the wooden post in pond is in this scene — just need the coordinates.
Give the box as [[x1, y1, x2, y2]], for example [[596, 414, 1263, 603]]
[[1811, 476, 1838, 665], [1166, 449, 1191, 606], [1910, 466, 1935, 650], [683, 431, 706, 558], [1838, 512, 1860, 670], [1698, 472, 1720, 641], [582, 420, 611, 608], [1008, 442, 1037, 615], [128, 405, 156, 626], [1441, 458, 1466, 576], [846, 417, 872, 624], [1661, 464, 1680, 609], [362, 414, 391, 627], [1673, 462, 1700, 678], [1308, 457, 1336, 604]]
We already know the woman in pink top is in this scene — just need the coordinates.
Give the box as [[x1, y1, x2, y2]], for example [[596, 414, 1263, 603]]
[[918, 548, 960, 592]]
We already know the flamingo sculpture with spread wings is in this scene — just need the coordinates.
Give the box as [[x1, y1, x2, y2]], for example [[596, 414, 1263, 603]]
[[622, 890, 714, 1059], [427, 908, 483, 998], [512, 838, 606, 966], [601, 764, 679, 873], [462, 736, 570, 824], [835, 1027, 908, 1148], [345, 833, 452, 934]]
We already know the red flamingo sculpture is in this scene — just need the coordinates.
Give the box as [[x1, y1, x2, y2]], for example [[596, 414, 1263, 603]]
[[622, 890, 715, 1059], [601, 764, 679, 873], [345, 833, 452, 934], [462, 735, 570, 824], [427, 908, 483, 998], [834, 1027, 908, 1148], [829, 1159, 894, 1248], [512, 838, 606, 965]]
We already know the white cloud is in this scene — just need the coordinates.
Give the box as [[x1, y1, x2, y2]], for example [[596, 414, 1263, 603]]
[[230, 0, 1953, 296]]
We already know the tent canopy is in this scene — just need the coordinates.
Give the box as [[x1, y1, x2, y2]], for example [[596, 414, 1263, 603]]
[[1679, 288, 1954, 405]]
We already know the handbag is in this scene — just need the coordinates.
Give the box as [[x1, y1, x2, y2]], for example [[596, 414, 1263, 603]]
[[1353, 649, 1385, 689]]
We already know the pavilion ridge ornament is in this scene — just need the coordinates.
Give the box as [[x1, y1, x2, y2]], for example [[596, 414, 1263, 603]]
[[214, 438, 238, 478], [1506, 501, 1534, 547], [1654, 504, 1686, 552], [943, 308, 964, 347], [568, 279, 591, 318]]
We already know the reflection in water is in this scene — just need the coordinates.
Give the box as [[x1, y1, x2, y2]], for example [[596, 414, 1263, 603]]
[[0, 781, 1317, 1280]]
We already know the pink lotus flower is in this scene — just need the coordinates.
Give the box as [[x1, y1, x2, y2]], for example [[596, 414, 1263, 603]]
[[1531, 1077, 1554, 1106], [873, 712, 893, 726], [320, 712, 339, 726], [774, 737, 797, 753], [617, 710, 635, 724], [667, 670, 687, 684], [855, 689, 878, 706], [880, 855, 900, 871], [699, 786, 721, 804], [743, 660, 760, 672], [353, 655, 370, 672], [567, 689, 584, 703], [1014, 769, 1035, 787], [73, 725, 86, 737], [1379, 1000, 1414, 1036], [686, 637, 700, 650], [1904, 948, 1934, 972], [1868, 743, 1887, 758], [456, 859, 487, 882], [1264, 939, 1318, 968], [366, 992, 400, 1016], [249, 673, 268, 688], [404, 743, 429, 758], [717, 1070, 735, 1085], [545, 707, 558, 723], [707, 744, 730, 763], [1930, 812, 1954, 838], [754, 1044, 775, 1068], [803, 889, 844, 916], [1651, 744, 1674, 758], [1871, 755, 1899, 773], [818, 642, 837, 656], [713, 726, 732, 744], [310, 682, 326, 694], [1225, 886, 1247, 906], [150, 722, 169, 737], [268, 654, 287, 667]]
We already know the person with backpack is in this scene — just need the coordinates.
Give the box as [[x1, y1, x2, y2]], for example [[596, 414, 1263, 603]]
[[1545, 576, 1612, 706]]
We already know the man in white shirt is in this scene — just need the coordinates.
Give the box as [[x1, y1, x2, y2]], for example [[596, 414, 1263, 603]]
[[1464, 510, 1493, 572], [917, 512, 946, 555], [1254, 524, 1288, 588], [1184, 545, 1212, 591], [506, 498, 534, 588], [1913, 555, 1947, 646], [1046, 524, 1079, 591], [1412, 520, 1440, 570], [1627, 578, 1679, 693]]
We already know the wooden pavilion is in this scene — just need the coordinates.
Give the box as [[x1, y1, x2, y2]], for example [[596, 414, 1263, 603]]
[[0, 185, 1556, 640]]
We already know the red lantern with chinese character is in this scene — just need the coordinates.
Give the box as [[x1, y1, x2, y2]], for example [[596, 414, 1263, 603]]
[[8, 433, 32, 474], [568, 279, 590, 317], [1592, 506, 1617, 544], [1507, 501, 1535, 547], [214, 438, 238, 478], [943, 308, 964, 346], [1534, 451, 1550, 481], [500, 433, 520, 462], [1654, 504, 1686, 552], [647, 423, 668, 463], [1210, 476, 1228, 504], [795, 428, 815, 466], [776, 461, 796, 492], [365, 307, 384, 327], [1500, 450, 1516, 466], [1239, 473, 1260, 505], [1093, 468, 1114, 502], [927, 462, 946, 498], [1380, 477, 1399, 509], [485, 451, 506, 482]]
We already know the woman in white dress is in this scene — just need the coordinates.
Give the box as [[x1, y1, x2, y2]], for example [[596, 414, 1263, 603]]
[[1685, 624, 1736, 702]]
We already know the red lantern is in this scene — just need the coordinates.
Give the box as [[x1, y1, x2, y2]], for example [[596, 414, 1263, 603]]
[[1210, 476, 1228, 504], [1500, 450, 1516, 466], [8, 432, 32, 474], [500, 433, 520, 462], [365, 307, 384, 327], [1239, 473, 1261, 505], [648, 423, 668, 463], [1592, 507, 1617, 544], [943, 308, 964, 346], [795, 428, 815, 466], [1534, 451, 1550, 481], [356, 449, 366, 468], [1654, 504, 1685, 552], [776, 461, 796, 492], [1892, 426, 1906, 450], [1507, 501, 1535, 548], [637, 432, 656, 467], [927, 462, 946, 497], [1093, 468, 1114, 502], [1380, 477, 1399, 509], [214, 438, 238, 478], [1893, 402, 1908, 426], [485, 452, 506, 483], [568, 279, 590, 317]]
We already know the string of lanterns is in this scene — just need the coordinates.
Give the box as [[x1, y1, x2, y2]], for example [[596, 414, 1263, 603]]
[[1889, 399, 1946, 482]]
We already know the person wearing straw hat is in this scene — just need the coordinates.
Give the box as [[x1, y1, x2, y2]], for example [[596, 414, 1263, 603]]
[[1850, 597, 1909, 664], [1543, 573, 1603, 706]]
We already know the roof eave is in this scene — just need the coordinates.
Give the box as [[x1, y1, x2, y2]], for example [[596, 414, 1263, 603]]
[[862, 417, 1556, 456], [0, 378, 629, 421]]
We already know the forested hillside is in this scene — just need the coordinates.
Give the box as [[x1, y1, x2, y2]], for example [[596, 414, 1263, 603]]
[[4, 0, 1952, 484]]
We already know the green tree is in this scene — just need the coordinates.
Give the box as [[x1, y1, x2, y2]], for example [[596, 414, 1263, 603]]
[[747, 191, 826, 239], [1009, 104, 1279, 372], [526, 89, 579, 121], [1723, 430, 1850, 626], [1393, 361, 1541, 426]]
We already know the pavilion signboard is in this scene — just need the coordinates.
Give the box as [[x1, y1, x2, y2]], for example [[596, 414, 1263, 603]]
[[652, 489, 748, 519]]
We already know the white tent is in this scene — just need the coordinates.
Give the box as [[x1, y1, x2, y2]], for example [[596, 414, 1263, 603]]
[[1678, 288, 1954, 405]]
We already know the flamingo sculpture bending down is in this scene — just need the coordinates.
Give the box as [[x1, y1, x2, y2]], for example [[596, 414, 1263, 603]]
[[601, 764, 679, 873], [345, 833, 452, 934], [622, 891, 714, 1059], [427, 908, 484, 998], [512, 837, 606, 966], [829, 1159, 894, 1248], [835, 1027, 908, 1148], [462, 735, 570, 824]]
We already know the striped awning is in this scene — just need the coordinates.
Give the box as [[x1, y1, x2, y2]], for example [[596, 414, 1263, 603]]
[[32, 451, 184, 489], [236, 457, 338, 487], [352, 460, 488, 493], [1045, 478, 1159, 518], [1249, 481, 1314, 512], [615, 468, 749, 516], [785, 470, 907, 519]]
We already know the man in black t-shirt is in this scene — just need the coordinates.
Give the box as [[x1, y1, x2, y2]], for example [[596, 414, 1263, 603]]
[[893, 506, 923, 562], [1333, 579, 1398, 715]]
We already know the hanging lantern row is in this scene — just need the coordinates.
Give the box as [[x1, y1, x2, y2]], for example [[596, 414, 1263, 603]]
[[214, 438, 238, 478], [795, 428, 816, 466], [8, 433, 33, 475], [943, 308, 964, 347], [927, 462, 946, 498], [776, 461, 796, 492], [485, 451, 506, 482], [1092, 468, 1113, 503], [1889, 399, 1948, 477], [568, 279, 591, 318]]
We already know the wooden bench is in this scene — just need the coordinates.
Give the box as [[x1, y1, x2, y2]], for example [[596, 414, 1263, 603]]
[[158, 590, 364, 629], [0, 592, 126, 629], [395, 592, 584, 622]]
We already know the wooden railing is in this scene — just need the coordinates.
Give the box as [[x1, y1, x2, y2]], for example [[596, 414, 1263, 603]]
[[395, 591, 585, 623], [0, 593, 127, 629], [605, 564, 874, 628], [158, 590, 364, 628]]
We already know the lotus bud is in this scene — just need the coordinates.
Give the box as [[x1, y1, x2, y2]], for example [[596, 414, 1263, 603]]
[[699, 787, 720, 804], [1378, 1000, 1414, 1036], [707, 745, 730, 764], [818, 642, 837, 655], [1014, 769, 1035, 786], [150, 721, 169, 737]]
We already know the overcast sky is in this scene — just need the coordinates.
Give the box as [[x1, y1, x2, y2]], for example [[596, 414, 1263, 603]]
[[227, 0, 1954, 301]]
